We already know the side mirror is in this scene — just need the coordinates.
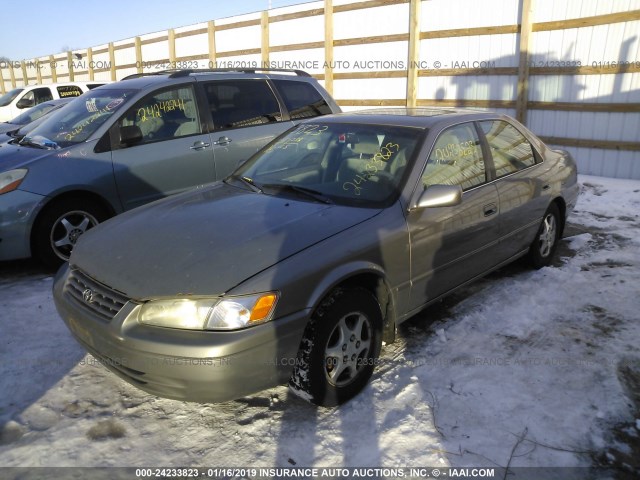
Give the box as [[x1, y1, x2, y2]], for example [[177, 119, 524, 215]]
[[119, 125, 142, 146], [411, 184, 463, 210], [16, 97, 35, 109]]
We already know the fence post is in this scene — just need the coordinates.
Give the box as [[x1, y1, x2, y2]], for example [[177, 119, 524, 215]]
[[208, 20, 217, 68], [49, 55, 58, 83], [324, 0, 334, 95], [516, 0, 534, 124], [21, 61, 28, 85], [0, 67, 5, 93], [261, 11, 270, 69], [35, 58, 42, 83], [87, 48, 95, 80], [108, 43, 116, 81], [135, 37, 143, 73], [168, 29, 176, 66], [407, 0, 421, 108], [8, 62, 16, 87], [67, 52, 75, 81]]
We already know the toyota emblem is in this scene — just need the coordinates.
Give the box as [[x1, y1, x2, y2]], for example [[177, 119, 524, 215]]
[[83, 289, 94, 303]]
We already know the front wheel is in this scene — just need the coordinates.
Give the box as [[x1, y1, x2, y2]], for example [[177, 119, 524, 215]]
[[32, 198, 109, 269], [289, 288, 382, 407], [527, 203, 561, 269]]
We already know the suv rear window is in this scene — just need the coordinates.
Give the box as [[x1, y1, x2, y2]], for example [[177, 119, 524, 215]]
[[203, 80, 282, 130], [57, 85, 83, 98], [273, 80, 332, 120]]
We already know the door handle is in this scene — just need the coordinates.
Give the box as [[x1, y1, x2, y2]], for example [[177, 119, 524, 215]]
[[483, 203, 498, 217], [212, 136, 232, 146], [190, 141, 211, 150]]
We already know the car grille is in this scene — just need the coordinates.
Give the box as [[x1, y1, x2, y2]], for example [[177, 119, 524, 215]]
[[65, 268, 129, 322]]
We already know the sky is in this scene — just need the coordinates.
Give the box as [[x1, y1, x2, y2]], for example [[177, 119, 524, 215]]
[[0, 0, 313, 61]]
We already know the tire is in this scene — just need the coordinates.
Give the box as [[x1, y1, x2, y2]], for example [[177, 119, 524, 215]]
[[32, 197, 109, 269], [527, 202, 561, 269], [289, 288, 383, 407]]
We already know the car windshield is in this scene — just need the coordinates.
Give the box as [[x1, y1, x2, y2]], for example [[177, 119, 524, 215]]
[[234, 122, 424, 208], [10, 107, 63, 140], [20, 88, 136, 149], [0, 88, 23, 107], [7, 101, 64, 125]]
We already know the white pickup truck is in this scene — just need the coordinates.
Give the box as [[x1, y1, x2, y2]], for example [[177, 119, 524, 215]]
[[0, 82, 106, 121]]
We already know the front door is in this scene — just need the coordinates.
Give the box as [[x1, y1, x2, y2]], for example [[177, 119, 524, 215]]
[[406, 122, 501, 310], [111, 84, 216, 211]]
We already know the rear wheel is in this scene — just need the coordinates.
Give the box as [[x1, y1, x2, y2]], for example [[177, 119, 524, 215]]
[[289, 288, 382, 407], [32, 198, 109, 269], [527, 203, 561, 269]]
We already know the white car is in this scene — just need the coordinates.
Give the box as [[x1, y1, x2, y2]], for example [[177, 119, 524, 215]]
[[0, 81, 106, 122]]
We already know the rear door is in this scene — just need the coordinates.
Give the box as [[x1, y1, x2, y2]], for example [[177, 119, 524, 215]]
[[478, 120, 549, 258], [197, 79, 293, 179], [111, 83, 216, 211], [406, 122, 501, 310]]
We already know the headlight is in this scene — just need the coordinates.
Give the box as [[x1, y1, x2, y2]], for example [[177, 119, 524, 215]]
[[137, 292, 278, 330], [0, 169, 28, 195]]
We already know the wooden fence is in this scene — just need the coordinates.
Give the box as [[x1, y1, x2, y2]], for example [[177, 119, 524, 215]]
[[1, 0, 638, 177]]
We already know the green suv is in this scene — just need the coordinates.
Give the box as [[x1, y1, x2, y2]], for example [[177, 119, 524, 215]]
[[0, 69, 340, 266]]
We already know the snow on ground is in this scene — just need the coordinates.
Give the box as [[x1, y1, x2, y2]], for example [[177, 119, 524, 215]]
[[0, 175, 639, 471]]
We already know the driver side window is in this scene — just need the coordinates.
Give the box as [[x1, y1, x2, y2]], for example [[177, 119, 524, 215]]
[[422, 123, 486, 191], [119, 86, 200, 145]]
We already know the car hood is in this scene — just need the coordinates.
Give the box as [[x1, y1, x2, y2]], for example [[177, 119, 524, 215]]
[[0, 141, 54, 169], [71, 182, 381, 299]]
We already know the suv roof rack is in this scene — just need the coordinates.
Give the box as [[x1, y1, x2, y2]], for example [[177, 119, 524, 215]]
[[121, 68, 310, 81]]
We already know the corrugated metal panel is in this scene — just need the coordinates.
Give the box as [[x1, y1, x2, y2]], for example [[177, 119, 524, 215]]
[[422, 0, 519, 28], [553, 146, 640, 179]]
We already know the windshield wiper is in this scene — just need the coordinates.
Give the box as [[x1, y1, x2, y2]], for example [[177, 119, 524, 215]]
[[225, 175, 263, 193], [18, 138, 48, 149], [18, 135, 59, 150], [262, 183, 333, 204]]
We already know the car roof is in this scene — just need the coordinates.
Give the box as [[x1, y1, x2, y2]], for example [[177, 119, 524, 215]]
[[108, 69, 317, 90], [17, 81, 105, 89], [314, 108, 509, 129]]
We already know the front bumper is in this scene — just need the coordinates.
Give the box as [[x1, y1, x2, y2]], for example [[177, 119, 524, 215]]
[[0, 189, 46, 261], [53, 264, 310, 403]]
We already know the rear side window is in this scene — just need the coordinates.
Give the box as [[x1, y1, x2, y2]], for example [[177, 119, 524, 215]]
[[57, 85, 83, 98], [272, 80, 332, 120], [203, 80, 282, 130], [422, 123, 486, 191], [480, 120, 537, 178]]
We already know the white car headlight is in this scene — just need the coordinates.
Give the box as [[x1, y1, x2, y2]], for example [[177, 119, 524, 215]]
[[0, 169, 28, 195], [137, 293, 278, 331]]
